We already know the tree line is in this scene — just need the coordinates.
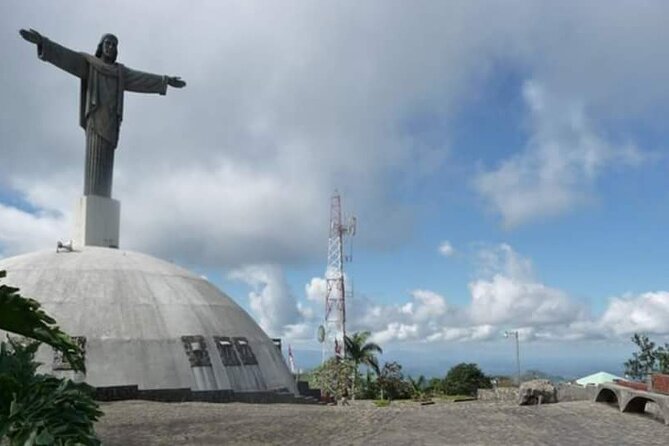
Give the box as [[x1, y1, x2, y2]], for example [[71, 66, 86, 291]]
[[310, 330, 669, 403], [309, 331, 493, 402]]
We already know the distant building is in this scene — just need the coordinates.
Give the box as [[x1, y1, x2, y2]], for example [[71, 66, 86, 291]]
[[576, 371, 622, 386]]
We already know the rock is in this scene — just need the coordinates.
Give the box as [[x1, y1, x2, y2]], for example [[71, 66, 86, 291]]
[[518, 379, 558, 405]]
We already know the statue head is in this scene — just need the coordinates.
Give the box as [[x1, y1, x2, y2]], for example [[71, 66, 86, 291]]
[[95, 33, 118, 63]]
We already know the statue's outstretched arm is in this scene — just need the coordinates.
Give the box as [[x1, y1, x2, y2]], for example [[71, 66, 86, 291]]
[[167, 76, 186, 88], [19, 28, 87, 79], [124, 67, 186, 94]]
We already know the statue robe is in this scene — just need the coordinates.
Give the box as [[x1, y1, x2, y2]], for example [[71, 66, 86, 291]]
[[36, 37, 168, 197]]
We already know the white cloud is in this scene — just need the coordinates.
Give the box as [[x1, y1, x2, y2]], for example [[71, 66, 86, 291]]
[[476, 243, 534, 281], [305, 277, 327, 303], [344, 245, 669, 345], [475, 81, 645, 227], [425, 325, 497, 343], [371, 323, 418, 344], [119, 162, 326, 266], [466, 244, 585, 331], [349, 288, 460, 344], [411, 289, 450, 322], [464, 245, 611, 339], [228, 264, 300, 337], [282, 323, 315, 342], [0, 173, 79, 257], [296, 301, 315, 320], [438, 241, 455, 257], [228, 243, 669, 348], [469, 276, 583, 327], [0, 204, 69, 256], [599, 291, 669, 336]]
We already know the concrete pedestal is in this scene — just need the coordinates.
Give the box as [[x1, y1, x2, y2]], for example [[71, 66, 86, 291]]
[[74, 195, 120, 249]]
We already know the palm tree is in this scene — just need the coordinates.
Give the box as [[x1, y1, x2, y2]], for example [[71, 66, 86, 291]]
[[344, 330, 383, 399]]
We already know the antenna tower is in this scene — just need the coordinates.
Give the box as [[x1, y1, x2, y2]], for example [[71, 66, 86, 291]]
[[322, 191, 356, 361]]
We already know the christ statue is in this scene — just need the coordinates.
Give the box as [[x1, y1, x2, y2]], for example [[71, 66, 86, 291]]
[[19, 29, 186, 198]]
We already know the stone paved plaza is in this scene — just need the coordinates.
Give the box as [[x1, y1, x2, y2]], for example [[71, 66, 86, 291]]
[[97, 399, 668, 445]]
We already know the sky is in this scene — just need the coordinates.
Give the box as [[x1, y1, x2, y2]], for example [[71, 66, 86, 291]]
[[1, 1, 668, 379]]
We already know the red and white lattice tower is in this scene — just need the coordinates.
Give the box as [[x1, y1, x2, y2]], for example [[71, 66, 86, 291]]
[[322, 191, 356, 361]]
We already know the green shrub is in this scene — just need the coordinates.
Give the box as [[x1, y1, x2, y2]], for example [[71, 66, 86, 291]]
[[443, 363, 491, 397], [0, 271, 84, 373], [377, 361, 411, 400], [0, 271, 101, 444], [311, 357, 357, 401], [359, 370, 380, 399], [0, 338, 102, 445]]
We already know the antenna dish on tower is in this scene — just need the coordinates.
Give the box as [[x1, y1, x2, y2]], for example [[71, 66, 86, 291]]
[[348, 216, 357, 236]]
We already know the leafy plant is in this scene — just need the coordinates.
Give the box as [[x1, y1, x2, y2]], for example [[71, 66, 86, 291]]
[[443, 363, 492, 397], [624, 333, 669, 379], [0, 339, 102, 445], [377, 361, 410, 400], [0, 338, 41, 413], [0, 271, 102, 445], [311, 357, 356, 401], [0, 270, 84, 372]]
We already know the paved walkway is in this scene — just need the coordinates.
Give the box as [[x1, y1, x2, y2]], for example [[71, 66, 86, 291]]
[[96, 400, 669, 445]]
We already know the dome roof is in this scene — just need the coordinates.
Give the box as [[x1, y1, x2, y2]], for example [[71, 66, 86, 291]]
[[0, 247, 295, 394]]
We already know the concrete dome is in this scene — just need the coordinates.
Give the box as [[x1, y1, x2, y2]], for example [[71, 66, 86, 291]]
[[0, 247, 296, 395]]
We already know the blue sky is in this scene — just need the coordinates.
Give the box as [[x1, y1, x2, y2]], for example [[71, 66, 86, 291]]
[[1, 1, 668, 378]]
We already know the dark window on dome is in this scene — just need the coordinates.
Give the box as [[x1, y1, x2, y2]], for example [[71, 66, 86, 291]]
[[53, 336, 86, 371], [233, 337, 258, 365], [181, 335, 212, 367], [214, 336, 241, 366], [272, 338, 282, 352]]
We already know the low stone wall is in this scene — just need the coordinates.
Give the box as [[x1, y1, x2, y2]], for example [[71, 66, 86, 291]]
[[95, 385, 317, 404], [557, 383, 596, 402], [477, 387, 519, 402], [477, 384, 596, 403]]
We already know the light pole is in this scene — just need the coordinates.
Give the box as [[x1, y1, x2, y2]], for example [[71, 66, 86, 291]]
[[504, 330, 521, 386]]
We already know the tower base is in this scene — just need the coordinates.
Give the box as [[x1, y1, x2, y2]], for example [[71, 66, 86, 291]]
[[74, 195, 120, 249]]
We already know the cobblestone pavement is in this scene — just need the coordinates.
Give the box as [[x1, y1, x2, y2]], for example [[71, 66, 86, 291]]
[[96, 400, 669, 445]]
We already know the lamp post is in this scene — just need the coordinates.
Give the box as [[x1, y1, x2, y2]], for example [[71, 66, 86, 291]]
[[504, 330, 521, 386]]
